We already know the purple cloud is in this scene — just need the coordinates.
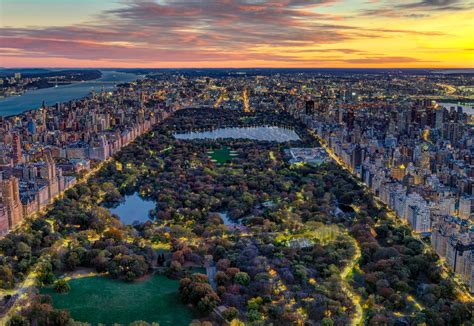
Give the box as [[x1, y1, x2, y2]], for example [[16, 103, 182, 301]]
[[0, 0, 460, 66]]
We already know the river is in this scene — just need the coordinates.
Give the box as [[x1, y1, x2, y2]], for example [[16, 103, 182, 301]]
[[0, 71, 141, 117]]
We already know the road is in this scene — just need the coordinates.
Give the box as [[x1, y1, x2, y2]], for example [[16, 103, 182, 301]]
[[436, 83, 456, 95], [214, 88, 227, 108], [206, 266, 217, 290]]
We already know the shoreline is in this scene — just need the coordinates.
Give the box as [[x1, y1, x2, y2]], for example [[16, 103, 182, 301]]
[[0, 70, 141, 118]]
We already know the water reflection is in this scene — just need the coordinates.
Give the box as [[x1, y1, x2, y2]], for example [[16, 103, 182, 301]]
[[109, 193, 155, 225]]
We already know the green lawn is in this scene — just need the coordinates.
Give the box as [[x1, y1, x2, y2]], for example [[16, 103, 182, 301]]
[[207, 146, 237, 164], [239, 117, 256, 124], [41, 275, 195, 325]]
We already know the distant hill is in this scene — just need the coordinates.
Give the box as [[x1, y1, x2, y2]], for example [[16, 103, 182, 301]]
[[0, 68, 52, 77], [0, 69, 103, 79]]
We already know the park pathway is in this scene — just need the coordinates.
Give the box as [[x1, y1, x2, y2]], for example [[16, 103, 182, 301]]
[[206, 266, 217, 290]]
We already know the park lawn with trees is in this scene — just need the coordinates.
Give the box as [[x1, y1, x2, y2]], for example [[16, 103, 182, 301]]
[[41, 274, 195, 325]]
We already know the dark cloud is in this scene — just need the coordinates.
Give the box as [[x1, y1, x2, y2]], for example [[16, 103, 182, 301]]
[[0, 0, 353, 63], [0, 0, 454, 65], [358, 0, 472, 18], [396, 0, 467, 9], [100, 0, 346, 47]]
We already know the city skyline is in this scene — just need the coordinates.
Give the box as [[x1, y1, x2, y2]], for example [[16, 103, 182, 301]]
[[1, 0, 473, 68]]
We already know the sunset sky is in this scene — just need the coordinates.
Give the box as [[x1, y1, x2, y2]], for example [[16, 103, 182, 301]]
[[1, 0, 473, 68]]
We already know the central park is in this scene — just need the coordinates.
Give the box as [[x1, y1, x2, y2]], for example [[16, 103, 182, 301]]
[[1, 108, 472, 325]]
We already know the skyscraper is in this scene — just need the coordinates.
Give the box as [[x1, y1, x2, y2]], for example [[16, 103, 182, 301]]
[[305, 100, 315, 115], [12, 133, 22, 165], [0, 173, 22, 229], [346, 109, 355, 130], [27, 118, 37, 135]]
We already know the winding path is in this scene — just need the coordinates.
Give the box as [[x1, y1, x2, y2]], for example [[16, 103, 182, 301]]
[[340, 238, 363, 326]]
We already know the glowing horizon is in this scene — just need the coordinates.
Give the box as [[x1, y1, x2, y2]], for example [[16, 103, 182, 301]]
[[1, 0, 473, 68]]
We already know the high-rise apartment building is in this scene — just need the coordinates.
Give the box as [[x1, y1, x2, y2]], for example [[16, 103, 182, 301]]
[[12, 133, 22, 165], [0, 173, 22, 229]]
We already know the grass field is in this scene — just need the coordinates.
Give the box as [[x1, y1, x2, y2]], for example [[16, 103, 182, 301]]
[[207, 146, 237, 164], [41, 275, 195, 325]]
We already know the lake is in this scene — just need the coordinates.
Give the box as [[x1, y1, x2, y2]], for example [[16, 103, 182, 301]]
[[0, 71, 141, 117], [174, 126, 301, 142], [109, 193, 155, 225], [41, 275, 195, 325]]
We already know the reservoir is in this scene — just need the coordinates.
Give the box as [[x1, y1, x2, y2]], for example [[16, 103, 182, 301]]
[[0, 70, 140, 117], [174, 126, 301, 142]]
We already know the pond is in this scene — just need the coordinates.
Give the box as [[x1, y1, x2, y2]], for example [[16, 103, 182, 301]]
[[218, 212, 240, 226], [109, 193, 155, 225], [174, 126, 300, 142], [41, 275, 195, 325]]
